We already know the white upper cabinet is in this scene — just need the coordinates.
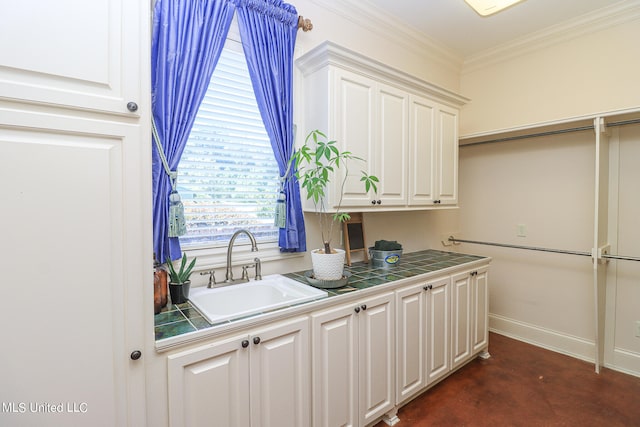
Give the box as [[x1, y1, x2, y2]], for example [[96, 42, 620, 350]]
[[0, 0, 144, 117], [296, 41, 468, 212], [408, 96, 459, 206]]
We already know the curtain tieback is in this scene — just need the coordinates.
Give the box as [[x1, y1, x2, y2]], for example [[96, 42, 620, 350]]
[[152, 116, 187, 237]]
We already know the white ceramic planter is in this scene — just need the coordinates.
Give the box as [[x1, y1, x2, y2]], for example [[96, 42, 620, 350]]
[[311, 248, 346, 280]]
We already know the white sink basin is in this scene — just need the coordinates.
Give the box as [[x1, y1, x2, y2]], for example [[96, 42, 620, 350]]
[[189, 274, 328, 324]]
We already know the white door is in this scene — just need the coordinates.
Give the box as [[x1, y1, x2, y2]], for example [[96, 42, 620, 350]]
[[472, 268, 490, 353], [451, 271, 472, 369], [435, 105, 459, 205], [250, 317, 311, 427], [408, 95, 437, 206], [1, 116, 149, 426], [333, 68, 377, 208], [168, 335, 252, 427], [376, 83, 408, 206], [0, 0, 144, 116], [0, 1, 149, 425], [426, 277, 451, 384], [395, 283, 426, 403], [312, 303, 358, 427], [358, 292, 395, 426]]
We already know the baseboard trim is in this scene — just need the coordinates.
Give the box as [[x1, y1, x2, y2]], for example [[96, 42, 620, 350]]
[[489, 314, 595, 364]]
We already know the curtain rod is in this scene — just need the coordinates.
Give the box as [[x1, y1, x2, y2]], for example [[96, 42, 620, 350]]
[[298, 15, 313, 31], [460, 118, 640, 148]]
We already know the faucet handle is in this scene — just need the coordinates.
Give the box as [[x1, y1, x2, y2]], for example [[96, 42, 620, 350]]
[[241, 265, 250, 281], [254, 257, 262, 281], [200, 270, 217, 288]]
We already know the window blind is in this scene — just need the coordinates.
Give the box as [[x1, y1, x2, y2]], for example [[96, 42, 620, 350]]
[[177, 43, 280, 248]]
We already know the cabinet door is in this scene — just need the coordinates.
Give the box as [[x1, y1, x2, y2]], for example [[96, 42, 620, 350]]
[[250, 317, 311, 427], [1, 114, 149, 426], [358, 292, 395, 426], [395, 283, 426, 403], [408, 95, 436, 206], [472, 267, 490, 353], [426, 277, 451, 384], [376, 83, 408, 206], [451, 271, 472, 369], [168, 336, 251, 427], [0, 0, 143, 116], [435, 105, 459, 205], [333, 68, 377, 207], [312, 303, 358, 427]]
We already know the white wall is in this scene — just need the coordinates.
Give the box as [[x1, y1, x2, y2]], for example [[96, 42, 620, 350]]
[[460, 17, 640, 137], [449, 12, 640, 375]]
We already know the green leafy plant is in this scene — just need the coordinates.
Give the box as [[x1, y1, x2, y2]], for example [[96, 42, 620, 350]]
[[289, 130, 378, 254], [165, 253, 197, 284]]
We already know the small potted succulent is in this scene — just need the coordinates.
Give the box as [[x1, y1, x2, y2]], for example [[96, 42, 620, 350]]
[[289, 130, 378, 280], [166, 253, 196, 304]]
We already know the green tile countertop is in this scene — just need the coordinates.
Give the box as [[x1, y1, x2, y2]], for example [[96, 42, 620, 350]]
[[155, 249, 487, 342]]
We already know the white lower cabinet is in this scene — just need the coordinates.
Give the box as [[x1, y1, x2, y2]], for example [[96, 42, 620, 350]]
[[452, 266, 490, 370], [167, 316, 310, 427], [395, 275, 450, 404], [311, 292, 396, 427]]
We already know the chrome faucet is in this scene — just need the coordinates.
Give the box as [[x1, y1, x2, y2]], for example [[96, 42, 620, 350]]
[[225, 229, 259, 283]]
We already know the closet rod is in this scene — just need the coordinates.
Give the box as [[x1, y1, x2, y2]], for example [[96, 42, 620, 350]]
[[602, 253, 640, 262], [459, 118, 640, 148], [448, 237, 592, 257]]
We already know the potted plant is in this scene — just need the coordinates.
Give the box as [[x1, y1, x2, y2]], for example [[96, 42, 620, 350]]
[[290, 130, 378, 280], [166, 253, 197, 304]]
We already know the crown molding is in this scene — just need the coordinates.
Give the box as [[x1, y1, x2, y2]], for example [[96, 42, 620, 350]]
[[309, 0, 463, 74], [462, 0, 640, 74], [296, 41, 470, 107]]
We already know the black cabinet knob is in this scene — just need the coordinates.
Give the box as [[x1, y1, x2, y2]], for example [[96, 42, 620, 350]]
[[253, 336, 261, 345], [371, 200, 376, 205], [376, 200, 381, 204], [361, 304, 367, 310], [354, 306, 361, 313], [241, 340, 250, 348], [126, 102, 138, 112], [130, 350, 142, 360]]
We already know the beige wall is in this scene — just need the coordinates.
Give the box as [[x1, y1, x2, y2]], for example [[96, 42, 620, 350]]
[[460, 18, 640, 137], [451, 14, 640, 375]]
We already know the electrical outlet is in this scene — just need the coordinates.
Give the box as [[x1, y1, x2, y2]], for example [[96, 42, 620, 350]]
[[636, 321, 640, 338], [517, 224, 527, 237]]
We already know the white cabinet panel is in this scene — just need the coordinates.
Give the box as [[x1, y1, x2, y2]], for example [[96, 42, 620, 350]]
[[426, 277, 451, 384], [296, 43, 464, 212], [0, 118, 148, 426], [452, 267, 489, 369], [250, 318, 311, 427], [0, 0, 143, 115], [312, 292, 395, 427], [408, 96, 436, 205], [168, 336, 251, 427], [395, 284, 426, 403], [311, 303, 358, 427], [377, 83, 408, 206], [168, 317, 310, 427]]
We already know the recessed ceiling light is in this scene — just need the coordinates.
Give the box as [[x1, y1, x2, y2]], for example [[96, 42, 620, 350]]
[[464, 0, 525, 16]]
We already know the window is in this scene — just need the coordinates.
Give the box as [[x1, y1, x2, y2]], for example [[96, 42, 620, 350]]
[[177, 36, 280, 249]]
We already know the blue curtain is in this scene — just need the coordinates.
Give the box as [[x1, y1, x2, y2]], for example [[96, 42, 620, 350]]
[[236, 0, 306, 252], [151, 0, 236, 262]]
